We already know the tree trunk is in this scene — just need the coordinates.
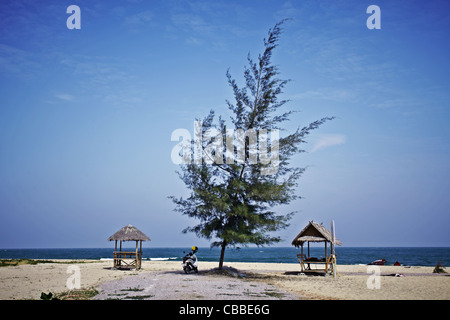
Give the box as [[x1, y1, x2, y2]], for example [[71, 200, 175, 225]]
[[218, 241, 227, 270]]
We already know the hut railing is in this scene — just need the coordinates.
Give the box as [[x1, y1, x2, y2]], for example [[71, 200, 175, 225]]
[[113, 251, 142, 269]]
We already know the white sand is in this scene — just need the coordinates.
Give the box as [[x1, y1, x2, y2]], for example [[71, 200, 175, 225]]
[[0, 260, 448, 300]]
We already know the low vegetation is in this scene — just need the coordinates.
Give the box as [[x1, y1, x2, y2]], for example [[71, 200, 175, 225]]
[[0, 259, 54, 267], [40, 288, 99, 300], [0, 259, 98, 267]]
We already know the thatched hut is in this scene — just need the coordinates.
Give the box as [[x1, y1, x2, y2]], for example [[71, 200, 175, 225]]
[[107, 224, 150, 270], [291, 221, 342, 273]]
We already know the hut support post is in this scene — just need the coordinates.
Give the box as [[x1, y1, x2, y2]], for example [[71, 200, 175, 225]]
[[135, 240, 139, 269], [139, 240, 142, 269], [114, 240, 117, 268], [119, 241, 122, 268], [301, 244, 304, 272]]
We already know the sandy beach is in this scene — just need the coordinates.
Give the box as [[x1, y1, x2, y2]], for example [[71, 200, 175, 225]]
[[0, 260, 448, 300]]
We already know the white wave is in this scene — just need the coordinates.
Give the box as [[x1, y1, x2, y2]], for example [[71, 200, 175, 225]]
[[100, 257, 178, 261]]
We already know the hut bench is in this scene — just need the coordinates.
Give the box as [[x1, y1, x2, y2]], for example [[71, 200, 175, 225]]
[[296, 254, 335, 273]]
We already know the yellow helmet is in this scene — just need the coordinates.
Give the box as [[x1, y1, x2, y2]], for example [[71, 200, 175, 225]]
[[192, 246, 198, 252]]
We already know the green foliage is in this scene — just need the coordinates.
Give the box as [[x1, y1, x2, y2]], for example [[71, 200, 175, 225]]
[[0, 259, 54, 267], [41, 288, 99, 300], [170, 20, 333, 268], [0, 259, 96, 267]]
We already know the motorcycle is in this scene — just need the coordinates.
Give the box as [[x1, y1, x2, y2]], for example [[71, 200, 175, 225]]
[[182, 251, 198, 274]]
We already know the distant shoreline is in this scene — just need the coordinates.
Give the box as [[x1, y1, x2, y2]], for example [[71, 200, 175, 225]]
[[0, 257, 444, 268]]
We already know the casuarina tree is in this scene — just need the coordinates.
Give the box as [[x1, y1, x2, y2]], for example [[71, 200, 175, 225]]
[[170, 19, 334, 269]]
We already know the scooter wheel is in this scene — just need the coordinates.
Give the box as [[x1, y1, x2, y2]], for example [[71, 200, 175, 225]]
[[194, 267, 198, 273], [183, 267, 188, 274]]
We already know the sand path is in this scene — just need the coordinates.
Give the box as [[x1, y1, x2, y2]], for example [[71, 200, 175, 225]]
[[93, 269, 300, 300]]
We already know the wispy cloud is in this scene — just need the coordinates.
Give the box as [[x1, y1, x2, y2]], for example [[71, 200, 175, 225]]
[[185, 37, 203, 46], [171, 13, 215, 35], [290, 88, 355, 102], [59, 54, 131, 87], [310, 134, 346, 152], [124, 10, 154, 28], [55, 93, 74, 102], [0, 43, 41, 78], [57, 53, 146, 107], [167, 2, 255, 48]]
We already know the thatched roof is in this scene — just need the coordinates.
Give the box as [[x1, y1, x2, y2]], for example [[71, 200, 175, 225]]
[[291, 221, 342, 247], [107, 225, 151, 241]]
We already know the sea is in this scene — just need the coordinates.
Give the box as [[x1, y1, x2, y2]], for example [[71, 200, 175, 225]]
[[0, 247, 449, 267]]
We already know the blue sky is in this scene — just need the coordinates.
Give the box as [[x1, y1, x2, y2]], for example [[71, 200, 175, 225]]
[[0, 0, 449, 248]]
